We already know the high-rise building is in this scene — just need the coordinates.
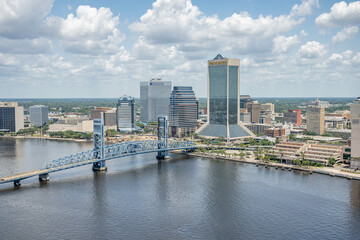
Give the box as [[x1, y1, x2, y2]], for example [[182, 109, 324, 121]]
[[240, 95, 252, 109], [117, 96, 136, 131], [351, 118, 360, 169], [350, 97, 360, 121], [140, 78, 171, 123], [0, 102, 24, 132], [284, 109, 301, 126], [29, 105, 48, 126], [240, 112, 251, 123], [306, 99, 325, 135], [246, 101, 261, 123], [169, 86, 199, 137], [196, 54, 254, 140]]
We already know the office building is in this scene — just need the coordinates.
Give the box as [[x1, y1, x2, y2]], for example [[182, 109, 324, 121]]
[[169, 86, 198, 137], [284, 109, 301, 126], [90, 107, 116, 126], [306, 99, 325, 135], [351, 118, 360, 169], [140, 78, 171, 123], [0, 102, 24, 132], [350, 97, 360, 121], [246, 101, 261, 123], [273, 141, 344, 166], [29, 105, 48, 126], [244, 123, 272, 135], [240, 112, 251, 123], [261, 103, 275, 114], [264, 128, 285, 138], [240, 95, 252, 109], [117, 96, 136, 131], [90, 107, 110, 119], [196, 54, 254, 140]]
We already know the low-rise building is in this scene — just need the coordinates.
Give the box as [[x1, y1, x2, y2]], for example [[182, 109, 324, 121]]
[[272, 141, 344, 166]]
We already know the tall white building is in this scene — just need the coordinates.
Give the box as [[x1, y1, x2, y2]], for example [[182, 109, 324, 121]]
[[350, 97, 360, 121], [30, 105, 48, 126], [351, 118, 360, 169], [140, 78, 171, 123], [117, 96, 136, 131]]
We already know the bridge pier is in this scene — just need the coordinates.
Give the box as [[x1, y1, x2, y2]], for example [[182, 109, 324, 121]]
[[14, 180, 21, 186], [39, 173, 49, 182], [92, 160, 107, 171]]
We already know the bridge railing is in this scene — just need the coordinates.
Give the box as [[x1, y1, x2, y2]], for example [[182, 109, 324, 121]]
[[41, 140, 196, 170]]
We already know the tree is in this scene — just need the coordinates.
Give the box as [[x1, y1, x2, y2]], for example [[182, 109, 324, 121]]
[[328, 157, 336, 166]]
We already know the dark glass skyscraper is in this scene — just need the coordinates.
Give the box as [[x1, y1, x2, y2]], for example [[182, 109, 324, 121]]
[[197, 54, 254, 140]]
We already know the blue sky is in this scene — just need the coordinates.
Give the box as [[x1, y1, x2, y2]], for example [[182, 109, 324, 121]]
[[0, 0, 359, 98]]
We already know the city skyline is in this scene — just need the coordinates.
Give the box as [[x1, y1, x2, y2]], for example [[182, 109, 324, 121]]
[[0, 0, 359, 98]]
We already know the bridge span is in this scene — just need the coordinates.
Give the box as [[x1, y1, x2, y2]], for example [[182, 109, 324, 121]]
[[0, 116, 196, 186]]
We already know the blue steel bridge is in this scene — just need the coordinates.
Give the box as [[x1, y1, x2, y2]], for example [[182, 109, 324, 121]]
[[0, 116, 196, 187]]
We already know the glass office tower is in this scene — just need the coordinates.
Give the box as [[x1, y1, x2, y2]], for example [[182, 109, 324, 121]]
[[197, 54, 254, 140], [140, 78, 172, 123]]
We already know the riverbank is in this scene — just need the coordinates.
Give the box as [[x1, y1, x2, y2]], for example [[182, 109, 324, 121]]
[[186, 151, 360, 181], [0, 135, 91, 142]]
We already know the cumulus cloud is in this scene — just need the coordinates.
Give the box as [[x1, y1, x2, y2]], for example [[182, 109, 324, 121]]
[[332, 26, 359, 43], [290, 0, 319, 17], [130, 0, 305, 55], [0, 0, 54, 39], [329, 50, 353, 65], [298, 41, 326, 58], [272, 35, 299, 53], [316, 1, 360, 28]]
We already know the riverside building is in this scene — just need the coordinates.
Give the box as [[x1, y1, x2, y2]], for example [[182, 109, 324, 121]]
[[0, 102, 24, 132], [169, 86, 199, 137], [306, 99, 325, 135], [29, 105, 48, 126], [117, 96, 136, 132], [196, 54, 254, 140], [140, 78, 171, 123]]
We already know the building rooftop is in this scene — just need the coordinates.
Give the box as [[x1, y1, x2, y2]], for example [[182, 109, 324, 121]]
[[213, 54, 224, 60]]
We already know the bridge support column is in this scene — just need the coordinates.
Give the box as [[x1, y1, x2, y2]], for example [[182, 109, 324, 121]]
[[157, 115, 169, 163], [93, 119, 107, 171], [39, 173, 49, 182], [14, 180, 21, 186], [92, 160, 107, 171]]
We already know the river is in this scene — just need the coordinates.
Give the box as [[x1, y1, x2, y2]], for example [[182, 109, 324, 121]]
[[0, 137, 359, 239]]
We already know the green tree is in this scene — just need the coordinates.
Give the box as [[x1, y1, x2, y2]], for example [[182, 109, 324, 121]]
[[328, 157, 336, 166]]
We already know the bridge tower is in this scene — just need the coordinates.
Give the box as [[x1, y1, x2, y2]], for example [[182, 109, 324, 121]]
[[92, 119, 107, 171], [156, 115, 169, 161]]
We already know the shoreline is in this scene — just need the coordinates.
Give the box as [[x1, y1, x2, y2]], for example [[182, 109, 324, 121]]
[[0, 135, 91, 143], [185, 152, 360, 181]]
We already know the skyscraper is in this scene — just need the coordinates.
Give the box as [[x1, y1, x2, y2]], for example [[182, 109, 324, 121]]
[[29, 105, 48, 126], [350, 97, 360, 121], [306, 99, 325, 135], [196, 54, 254, 140], [0, 102, 24, 132], [169, 86, 199, 137], [116, 96, 136, 131], [284, 109, 301, 126], [140, 78, 171, 123]]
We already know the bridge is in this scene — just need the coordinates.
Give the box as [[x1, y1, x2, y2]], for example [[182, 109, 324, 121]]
[[0, 115, 196, 186]]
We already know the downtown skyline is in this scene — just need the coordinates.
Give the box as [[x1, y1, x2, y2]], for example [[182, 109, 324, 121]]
[[0, 0, 359, 98]]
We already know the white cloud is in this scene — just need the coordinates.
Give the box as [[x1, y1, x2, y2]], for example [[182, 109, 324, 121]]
[[291, 0, 319, 17], [298, 41, 326, 58], [316, 1, 360, 28], [332, 26, 359, 43], [0, 0, 54, 39], [272, 35, 299, 53], [130, 0, 304, 55], [328, 50, 353, 65], [57, 5, 124, 55]]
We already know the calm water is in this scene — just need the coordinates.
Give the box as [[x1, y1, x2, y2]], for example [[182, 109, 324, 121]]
[[0, 137, 359, 240]]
